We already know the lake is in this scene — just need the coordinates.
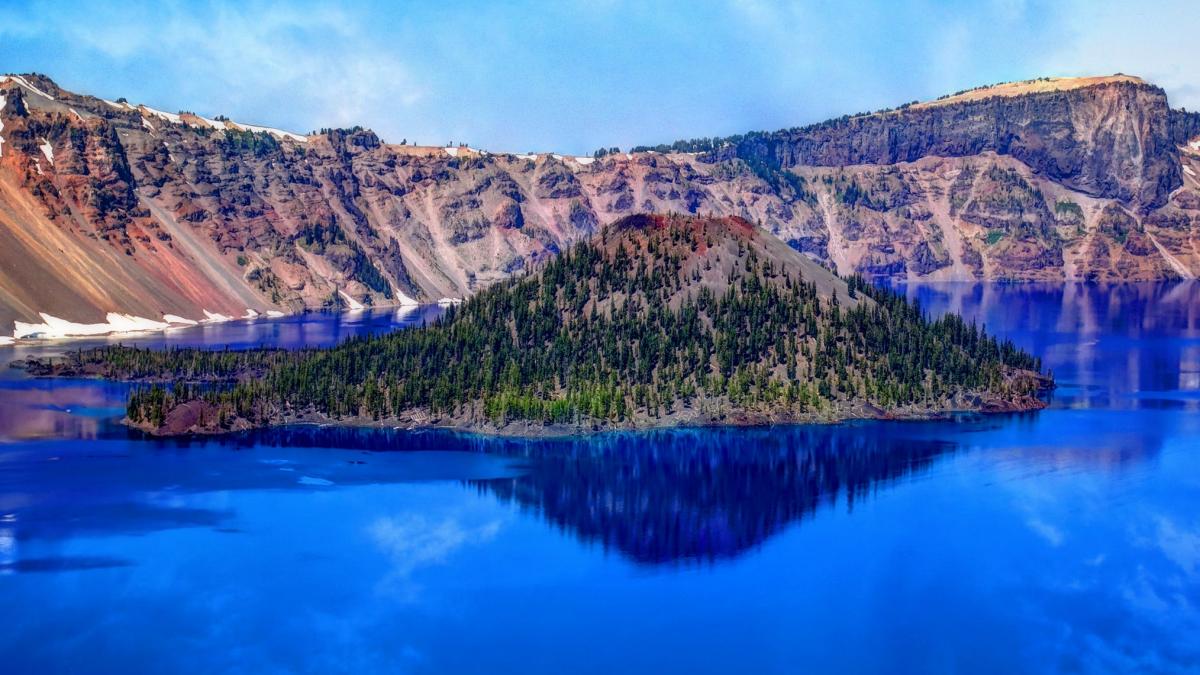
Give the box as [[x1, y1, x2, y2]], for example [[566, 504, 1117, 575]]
[[1, 285, 1198, 674]]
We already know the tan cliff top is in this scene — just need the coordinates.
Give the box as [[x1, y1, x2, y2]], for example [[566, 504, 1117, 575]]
[[910, 75, 1147, 110]]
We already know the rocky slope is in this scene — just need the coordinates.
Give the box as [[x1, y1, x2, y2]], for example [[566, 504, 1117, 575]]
[[1, 73, 1199, 335]]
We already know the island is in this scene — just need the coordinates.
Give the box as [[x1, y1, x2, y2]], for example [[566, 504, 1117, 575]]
[[15, 214, 1053, 436]]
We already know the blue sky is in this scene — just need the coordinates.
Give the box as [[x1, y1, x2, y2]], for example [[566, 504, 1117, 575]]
[[1, 0, 1197, 154]]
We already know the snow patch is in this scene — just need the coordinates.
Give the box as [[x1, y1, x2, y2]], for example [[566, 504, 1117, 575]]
[[515, 153, 537, 161], [266, 310, 286, 318], [162, 314, 199, 326], [13, 312, 168, 340], [70, 108, 84, 121], [38, 138, 53, 165], [339, 290, 365, 311], [202, 310, 233, 323], [394, 288, 420, 306], [141, 117, 155, 132], [106, 313, 169, 333], [34, 160, 43, 176], [0, 336, 13, 346], [243, 309, 260, 319], [1186, 165, 1197, 178], [229, 121, 308, 143], [102, 99, 137, 112], [0, 75, 55, 100], [196, 116, 225, 131], [0, 94, 6, 158], [444, 147, 460, 157], [437, 297, 463, 306], [139, 105, 181, 125], [574, 156, 595, 165]]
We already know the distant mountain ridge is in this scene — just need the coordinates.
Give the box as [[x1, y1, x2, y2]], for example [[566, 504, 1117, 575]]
[[1, 72, 1199, 334]]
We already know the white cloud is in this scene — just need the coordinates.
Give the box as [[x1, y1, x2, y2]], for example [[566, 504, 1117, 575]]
[[1040, 0, 1200, 109], [0, 1, 425, 137], [1154, 515, 1200, 576], [3, 0, 1196, 152], [369, 512, 505, 600], [1027, 516, 1065, 547]]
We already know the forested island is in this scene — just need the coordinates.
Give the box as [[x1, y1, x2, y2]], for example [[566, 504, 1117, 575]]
[[16, 215, 1052, 436]]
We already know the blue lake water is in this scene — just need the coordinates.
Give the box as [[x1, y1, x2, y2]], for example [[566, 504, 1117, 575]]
[[1, 286, 1199, 673]]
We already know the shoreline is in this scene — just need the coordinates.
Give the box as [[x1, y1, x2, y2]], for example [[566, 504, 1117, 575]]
[[125, 389, 1051, 440], [133, 405, 1044, 444]]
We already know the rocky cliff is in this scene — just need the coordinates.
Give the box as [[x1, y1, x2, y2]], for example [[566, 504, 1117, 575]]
[[711, 76, 1182, 210], [1, 72, 1199, 335]]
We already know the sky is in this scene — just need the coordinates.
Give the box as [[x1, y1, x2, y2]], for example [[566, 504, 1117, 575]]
[[0, 0, 1197, 155]]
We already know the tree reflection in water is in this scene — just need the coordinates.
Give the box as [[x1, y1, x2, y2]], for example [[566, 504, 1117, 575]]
[[179, 422, 971, 565], [466, 425, 960, 564]]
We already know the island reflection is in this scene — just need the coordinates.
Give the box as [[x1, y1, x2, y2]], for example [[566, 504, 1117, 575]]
[[465, 425, 961, 564], [222, 423, 967, 565]]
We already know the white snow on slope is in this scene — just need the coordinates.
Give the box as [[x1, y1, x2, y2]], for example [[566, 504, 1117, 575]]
[[140, 105, 181, 125], [394, 288, 420, 306], [444, 147, 460, 157], [266, 310, 286, 318], [574, 157, 595, 165], [1186, 165, 1197, 178], [38, 138, 53, 165], [195, 116, 225, 131], [13, 312, 168, 340], [0, 75, 55, 100], [230, 121, 308, 143], [0, 93, 6, 158], [4, 308, 292, 342], [107, 314, 169, 332], [243, 309, 260, 319], [112, 96, 303, 142], [339, 290, 365, 311]]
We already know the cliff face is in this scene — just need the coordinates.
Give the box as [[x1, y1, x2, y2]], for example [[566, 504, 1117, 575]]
[[0, 73, 1199, 333], [1169, 109, 1200, 146], [716, 77, 1181, 211]]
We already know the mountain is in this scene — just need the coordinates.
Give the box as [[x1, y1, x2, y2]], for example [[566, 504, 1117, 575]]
[[1, 72, 1199, 334], [20, 214, 1050, 436]]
